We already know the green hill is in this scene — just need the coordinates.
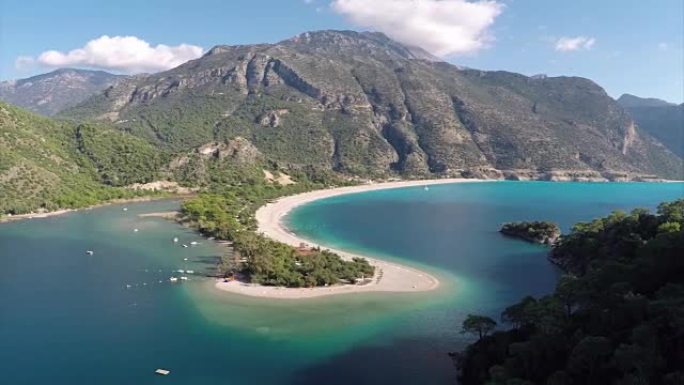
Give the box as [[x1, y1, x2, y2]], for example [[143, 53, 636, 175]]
[[0, 102, 159, 215]]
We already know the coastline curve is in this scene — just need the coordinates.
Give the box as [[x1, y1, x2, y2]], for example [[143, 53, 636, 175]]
[[215, 178, 489, 298]]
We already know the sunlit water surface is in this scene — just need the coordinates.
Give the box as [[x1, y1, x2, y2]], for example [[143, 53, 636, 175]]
[[1, 182, 682, 384]]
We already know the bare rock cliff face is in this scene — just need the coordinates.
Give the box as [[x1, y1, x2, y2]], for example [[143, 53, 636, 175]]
[[618, 94, 684, 159]]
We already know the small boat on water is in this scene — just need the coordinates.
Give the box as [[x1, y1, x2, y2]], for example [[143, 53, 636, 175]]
[[180, 276, 189, 281], [169, 277, 178, 282], [186, 270, 194, 274], [133, 228, 139, 232], [85, 250, 94, 255], [155, 369, 170, 376], [123, 208, 128, 212], [183, 258, 188, 261], [177, 269, 185, 273], [190, 241, 199, 245], [173, 237, 179, 243], [182, 244, 188, 248]]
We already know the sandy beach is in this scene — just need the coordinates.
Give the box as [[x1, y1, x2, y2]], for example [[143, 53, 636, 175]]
[[0, 209, 75, 223], [0, 196, 177, 224], [215, 178, 489, 298], [138, 211, 180, 219]]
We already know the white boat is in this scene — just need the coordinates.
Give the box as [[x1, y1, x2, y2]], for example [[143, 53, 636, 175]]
[[85, 250, 94, 255], [183, 258, 188, 261], [186, 270, 194, 274], [133, 228, 139, 232], [180, 276, 189, 281], [155, 369, 170, 376], [177, 269, 185, 273], [169, 277, 178, 282], [123, 208, 128, 212], [182, 244, 188, 248], [190, 241, 199, 245], [173, 237, 179, 243]]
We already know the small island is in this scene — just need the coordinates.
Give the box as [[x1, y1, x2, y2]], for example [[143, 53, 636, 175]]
[[499, 221, 560, 245]]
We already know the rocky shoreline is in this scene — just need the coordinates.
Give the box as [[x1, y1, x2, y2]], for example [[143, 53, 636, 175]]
[[458, 168, 667, 182]]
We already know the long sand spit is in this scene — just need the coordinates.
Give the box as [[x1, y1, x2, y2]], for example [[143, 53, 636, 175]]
[[215, 178, 489, 299]]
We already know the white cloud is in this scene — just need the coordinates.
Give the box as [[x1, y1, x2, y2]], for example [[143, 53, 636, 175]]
[[554, 36, 596, 52], [19, 35, 204, 74], [330, 0, 504, 56], [14, 56, 36, 71]]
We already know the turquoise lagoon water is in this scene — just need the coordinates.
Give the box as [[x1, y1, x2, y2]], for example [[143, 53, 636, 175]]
[[1, 182, 682, 384]]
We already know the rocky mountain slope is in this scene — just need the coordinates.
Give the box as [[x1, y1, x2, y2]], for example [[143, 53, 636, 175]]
[[618, 94, 683, 158], [61, 30, 682, 179], [617, 93, 676, 108], [0, 69, 123, 115]]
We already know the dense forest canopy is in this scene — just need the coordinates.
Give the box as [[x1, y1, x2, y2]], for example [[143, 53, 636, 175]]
[[0, 102, 158, 215], [457, 199, 684, 385], [180, 174, 374, 288]]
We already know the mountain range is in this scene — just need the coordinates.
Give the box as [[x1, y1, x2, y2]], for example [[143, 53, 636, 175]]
[[618, 94, 683, 158], [0, 68, 123, 116], [0, 30, 682, 214], [59, 30, 682, 179]]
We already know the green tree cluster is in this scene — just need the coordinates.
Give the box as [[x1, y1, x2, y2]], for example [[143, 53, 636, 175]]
[[0, 102, 160, 216], [457, 200, 684, 385], [75, 124, 163, 186], [180, 172, 373, 288], [500, 221, 561, 245]]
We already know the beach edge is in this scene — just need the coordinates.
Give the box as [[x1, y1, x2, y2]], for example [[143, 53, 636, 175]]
[[215, 178, 491, 299]]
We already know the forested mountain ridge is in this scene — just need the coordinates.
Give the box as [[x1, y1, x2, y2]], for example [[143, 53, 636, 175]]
[[0, 102, 159, 214], [0, 100, 326, 216], [0, 68, 123, 116], [60, 30, 682, 180]]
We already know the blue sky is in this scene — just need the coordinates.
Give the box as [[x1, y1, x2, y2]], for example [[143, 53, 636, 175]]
[[1, 0, 682, 102]]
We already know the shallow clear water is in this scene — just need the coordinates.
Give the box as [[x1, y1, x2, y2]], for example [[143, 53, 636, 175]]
[[1, 182, 682, 384]]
